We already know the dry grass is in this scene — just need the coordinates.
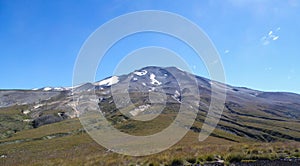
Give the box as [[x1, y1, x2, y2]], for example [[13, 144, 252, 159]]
[[1, 118, 300, 165]]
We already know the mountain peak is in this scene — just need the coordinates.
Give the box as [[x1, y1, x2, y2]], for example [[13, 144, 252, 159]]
[[1, 66, 300, 143]]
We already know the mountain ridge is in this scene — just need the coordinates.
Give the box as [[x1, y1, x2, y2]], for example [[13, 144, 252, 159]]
[[1, 66, 300, 143]]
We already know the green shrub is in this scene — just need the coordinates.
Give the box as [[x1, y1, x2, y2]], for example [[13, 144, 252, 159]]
[[186, 157, 196, 164], [205, 154, 214, 161], [293, 152, 300, 158], [226, 153, 244, 163], [251, 149, 259, 154], [171, 158, 183, 166]]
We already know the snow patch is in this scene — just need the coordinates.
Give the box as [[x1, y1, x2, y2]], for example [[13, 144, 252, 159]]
[[129, 104, 151, 116], [43, 87, 52, 91], [134, 70, 147, 76], [172, 90, 181, 103], [22, 110, 30, 114], [96, 76, 119, 86], [148, 87, 155, 92], [36, 87, 67, 91], [174, 90, 180, 98], [150, 73, 162, 85], [249, 92, 259, 97], [33, 104, 43, 109], [64, 84, 80, 90], [0, 155, 7, 158], [54, 87, 64, 91]]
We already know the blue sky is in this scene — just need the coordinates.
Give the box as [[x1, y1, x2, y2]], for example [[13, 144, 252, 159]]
[[0, 0, 300, 93]]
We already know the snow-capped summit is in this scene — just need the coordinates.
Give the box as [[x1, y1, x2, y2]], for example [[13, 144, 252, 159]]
[[134, 70, 147, 76], [32, 86, 69, 91], [94, 76, 119, 86], [43, 87, 53, 91]]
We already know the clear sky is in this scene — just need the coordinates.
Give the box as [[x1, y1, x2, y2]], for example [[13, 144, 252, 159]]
[[0, 0, 300, 93]]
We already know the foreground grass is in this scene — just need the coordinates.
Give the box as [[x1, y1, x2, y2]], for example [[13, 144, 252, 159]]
[[0, 105, 32, 139], [1, 118, 300, 166]]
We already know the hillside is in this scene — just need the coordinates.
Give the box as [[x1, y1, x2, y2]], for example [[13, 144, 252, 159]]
[[1, 66, 300, 165]]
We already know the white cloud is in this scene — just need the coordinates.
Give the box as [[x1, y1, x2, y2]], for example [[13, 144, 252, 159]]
[[261, 27, 280, 45], [268, 31, 273, 35], [273, 36, 279, 40], [224, 50, 230, 54]]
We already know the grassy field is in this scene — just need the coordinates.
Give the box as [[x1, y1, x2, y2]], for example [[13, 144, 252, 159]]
[[1, 117, 300, 166], [0, 105, 33, 139]]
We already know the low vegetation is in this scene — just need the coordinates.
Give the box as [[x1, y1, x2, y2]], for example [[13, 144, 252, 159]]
[[0, 105, 32, 139], [0, 117, 300, 166]]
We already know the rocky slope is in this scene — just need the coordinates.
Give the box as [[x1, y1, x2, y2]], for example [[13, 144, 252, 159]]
[[1, 66, 300, 142]]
